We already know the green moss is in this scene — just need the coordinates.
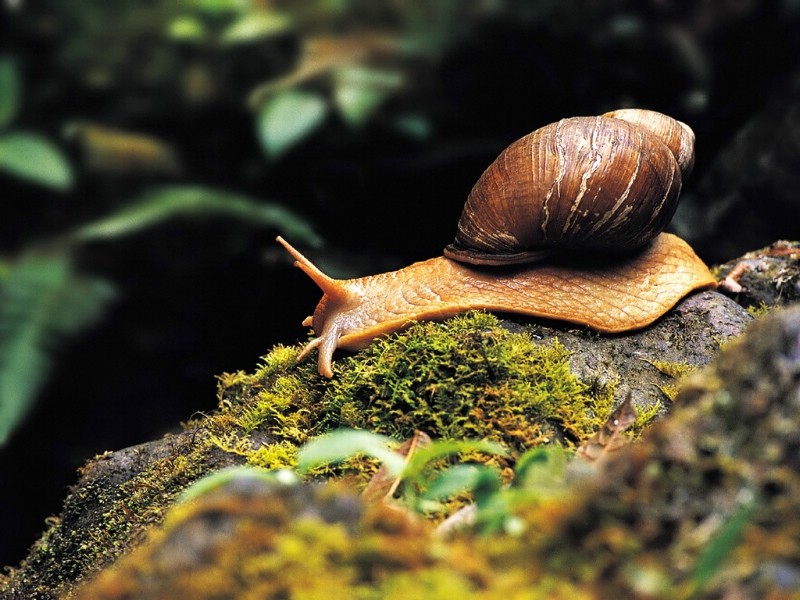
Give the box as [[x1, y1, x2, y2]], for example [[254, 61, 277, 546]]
[[247, 440, 298, 470], [745, 301, 771, 318], [0, 433, 219, 598], [648, 359, 697, 381], [68, 473, 602, 600], [0, 312, 617, 598], [216, 312, 616, 474], [644, 359, 699, 402]]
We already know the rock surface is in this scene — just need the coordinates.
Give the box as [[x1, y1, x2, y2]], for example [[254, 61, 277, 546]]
[[57, 305, 800, 599], [1, 241, 798, 599]]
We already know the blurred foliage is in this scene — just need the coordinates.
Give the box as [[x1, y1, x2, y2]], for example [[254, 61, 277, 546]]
[[71, 185, 323, 246], [0, 58, 20, 126], [690, 495, 758, 598], [0, 254, 115, 445], [0, 57, 73, 190], [256, 89, 328, 158], [53, 0, 724, 157], [0, 180, 320, 445], [0, 133, 73, 191]]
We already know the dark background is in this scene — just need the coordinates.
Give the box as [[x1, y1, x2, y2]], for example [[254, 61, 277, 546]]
[[1, 0, 799, 569]]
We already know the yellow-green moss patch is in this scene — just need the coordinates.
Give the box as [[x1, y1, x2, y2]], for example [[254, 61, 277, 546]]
[[745, 301, 772, 318], [215, 312, 617, 474]]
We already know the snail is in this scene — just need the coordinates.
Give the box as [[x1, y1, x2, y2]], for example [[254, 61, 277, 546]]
[[278, 109, 716, 377]]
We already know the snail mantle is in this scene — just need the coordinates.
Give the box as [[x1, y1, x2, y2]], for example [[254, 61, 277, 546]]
[[278, 233, 715, 378], [278, 109, 717, 377]]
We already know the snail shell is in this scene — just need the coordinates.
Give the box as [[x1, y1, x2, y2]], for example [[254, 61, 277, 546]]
[[444, 109, 696, 265]]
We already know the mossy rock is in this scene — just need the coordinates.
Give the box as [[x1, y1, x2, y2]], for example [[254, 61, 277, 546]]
[[0, 290, 752, 599], [49, 305, 800, 598]]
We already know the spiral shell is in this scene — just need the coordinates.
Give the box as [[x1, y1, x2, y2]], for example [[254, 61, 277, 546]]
[[444, 109, 695, 265]]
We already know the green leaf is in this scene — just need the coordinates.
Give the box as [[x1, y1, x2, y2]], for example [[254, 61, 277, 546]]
[[71, 185, 323, 247], [0, 133, 73, 191], [191, 0, 246, 16], [423, 464, 499, 501], [392, 114, 431, 140], [296, 429, 405, 475], [333, 66, 404, 128], [221, 11, 292, 44], [403, 439, 508, 481], [0, 57, 20, 129], [513, 445, 567, 490], [0, 254, 115, 445], [256, 90, 328, 159]]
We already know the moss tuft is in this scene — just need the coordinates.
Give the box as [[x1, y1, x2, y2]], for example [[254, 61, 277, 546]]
[[215, 312, 616, 474], [648, 359, 697, 381], [247, 440, 298, 470], [644, 359, 699, 402], [744, 301, 771, 318]]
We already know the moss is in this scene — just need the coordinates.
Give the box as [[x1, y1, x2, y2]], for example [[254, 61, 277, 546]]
[[18, 306, 800, 599], [68, 474, 601, 600], [247, 440, 298, 470], [629, 400, 660, 434], [642, 359, 699, 402], [0, 431, 224, 599], [214, 312, 616, 477], [745, 301, 772, 318], [648, 359, 697, 381], [0, 312, 616, 598]]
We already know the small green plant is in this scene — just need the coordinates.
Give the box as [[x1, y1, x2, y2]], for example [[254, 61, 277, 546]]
[[688, 493, 758, 598], [0, 254, 115, 444], [295, 427, 571, 533], [745, 302, 771, 319]]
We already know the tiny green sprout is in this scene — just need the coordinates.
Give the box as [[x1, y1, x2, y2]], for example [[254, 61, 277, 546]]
[[745, 302, 771, 318], [401, 438, 508, 482], [423, 464, 497, 503]]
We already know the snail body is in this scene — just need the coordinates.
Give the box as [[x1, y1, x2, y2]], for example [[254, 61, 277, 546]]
[[278, 234, 715, 377], [279, 109, 715, 377]]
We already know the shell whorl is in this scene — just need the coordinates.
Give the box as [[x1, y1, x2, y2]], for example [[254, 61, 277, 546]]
[[444, 109, 695, 266], [604, 108, 695, 178]]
